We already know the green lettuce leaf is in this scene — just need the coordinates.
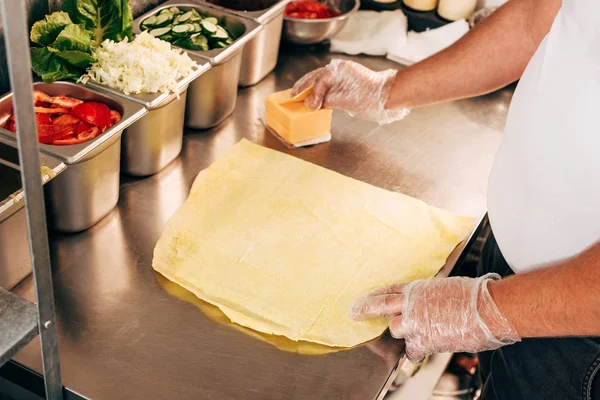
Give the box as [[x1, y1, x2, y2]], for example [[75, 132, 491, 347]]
[[30, 47, 83, 83], [63, 0, 133, 46], [30, 11, 73, 46], [47, 24, 95, 68]]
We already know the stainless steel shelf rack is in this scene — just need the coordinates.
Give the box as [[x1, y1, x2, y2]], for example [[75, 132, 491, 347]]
[[0, 0, 63, 398]]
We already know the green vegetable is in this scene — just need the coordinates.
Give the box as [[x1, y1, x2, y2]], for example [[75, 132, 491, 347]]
[[47, 24, 95, 68], [200, 20, 217, 35], [29, 12, 94, 82], [29, 1, 135, 84], [154, 14, 173, 27], [141, 7, 237, 52], [63, 0, 134, 46], [149, 27, 172, 37], [30, 11, 73, 46], [31, 47, 82, 83]]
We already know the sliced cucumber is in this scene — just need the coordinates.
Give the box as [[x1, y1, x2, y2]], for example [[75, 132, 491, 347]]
[[172, 24, 190, 33], [143, 15, 159, 27], [173, 25, 189, 37], [224, 37, 233, 45], [204, 17, 218, 25], [178, 11, 194, 23], [184, 23, 197, 32], [212, 26, 228, 40], [158, 8, 172, 16], [169, 6, 181, 14], [191, 23, 201, 33], [190, 9, 202, 18], [214, 41, 228, 48], [149, 27, 172, 37], [159, 33, 174, 42], [201, 20, 217, 34], [154, 14, 173, 27], [192, 34, 209, 50]]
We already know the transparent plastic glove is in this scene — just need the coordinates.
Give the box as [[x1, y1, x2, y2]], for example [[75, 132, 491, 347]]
[[351, 273, 521, 364], [292, 59, 410, 125]]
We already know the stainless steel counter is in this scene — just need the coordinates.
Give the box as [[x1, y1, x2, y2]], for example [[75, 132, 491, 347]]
[[9, 48, 512, 400]]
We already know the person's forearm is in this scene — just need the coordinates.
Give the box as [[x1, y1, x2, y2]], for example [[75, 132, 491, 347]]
[[488, 242, 600, 338], [386, 0, 561, 109]]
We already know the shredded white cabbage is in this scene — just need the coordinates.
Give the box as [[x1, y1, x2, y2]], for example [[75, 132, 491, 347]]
[[80, 31, 198, 95]]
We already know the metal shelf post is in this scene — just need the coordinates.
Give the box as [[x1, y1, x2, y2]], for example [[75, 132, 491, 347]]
[[0, 0, 63, 398]]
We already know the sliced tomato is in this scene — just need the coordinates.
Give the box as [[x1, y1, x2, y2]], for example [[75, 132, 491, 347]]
[[35, 107, 69, 114], [285, 1, 339, 18], [75, 121, 93, 134], [108, 110, 121, 128], [72, 102, 110, 132], [36, 114, 52, 125], [52, 113, 81, 126], [37, 124, 76, 144], [52, 126, 100, 145]]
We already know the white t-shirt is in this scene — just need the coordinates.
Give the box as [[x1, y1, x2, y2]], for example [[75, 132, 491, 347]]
[[487, 0, 600, 273]]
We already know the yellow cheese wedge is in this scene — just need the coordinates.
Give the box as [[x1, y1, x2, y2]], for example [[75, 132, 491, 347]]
[[265, 88, 332, 146]]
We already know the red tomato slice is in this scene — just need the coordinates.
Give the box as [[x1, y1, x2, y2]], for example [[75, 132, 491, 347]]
[[36, 114, 52, 125], [72, 102, 111, 132], [53, 126, 100, 145], [35, 107, 70, 114], [52, 113, 80, 126], [75, 121, 93, 134], [285, 1, 339, 18], [37, 124, 76, 144]]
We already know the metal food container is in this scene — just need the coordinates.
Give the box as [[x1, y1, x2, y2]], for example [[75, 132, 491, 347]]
[[0, 138, 65, 290], [283, 0, 360, 44], [196, 0, 288, 87], [134, 1, 263, 129], [88, 60, 211, 176], [0, 82, 147, 233]]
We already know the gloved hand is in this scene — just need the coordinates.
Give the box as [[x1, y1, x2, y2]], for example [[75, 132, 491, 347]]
[[351, 273, 521, 364], [292, 59, 410, 125]]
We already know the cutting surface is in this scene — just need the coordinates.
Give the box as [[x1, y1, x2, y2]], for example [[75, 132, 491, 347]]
[[10, 49, 511, 399]]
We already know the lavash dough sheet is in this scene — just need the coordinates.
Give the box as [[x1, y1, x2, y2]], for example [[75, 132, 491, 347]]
[[153, 139, 474, 348]]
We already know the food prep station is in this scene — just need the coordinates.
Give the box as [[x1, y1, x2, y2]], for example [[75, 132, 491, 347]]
[[0, 1, 512, 398]]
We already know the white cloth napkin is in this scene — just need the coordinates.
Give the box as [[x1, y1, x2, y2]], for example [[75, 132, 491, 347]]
[[387, 19, 470, 66], [330, 10, 408, 56]]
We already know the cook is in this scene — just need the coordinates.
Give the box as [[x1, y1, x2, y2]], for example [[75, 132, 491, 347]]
[[293, 0, 599, 398]]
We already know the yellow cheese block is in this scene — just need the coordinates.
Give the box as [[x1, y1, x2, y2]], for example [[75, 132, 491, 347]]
[[265, 88, 332, 145]]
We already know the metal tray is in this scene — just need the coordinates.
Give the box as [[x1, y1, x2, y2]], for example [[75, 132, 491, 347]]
[[0, 82, 147, 165], [0, 139, 65, 289], [134, 1, 263, 65]]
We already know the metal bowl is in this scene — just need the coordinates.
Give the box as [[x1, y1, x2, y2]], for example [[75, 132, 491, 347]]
[[283, 0, 360, 44]]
